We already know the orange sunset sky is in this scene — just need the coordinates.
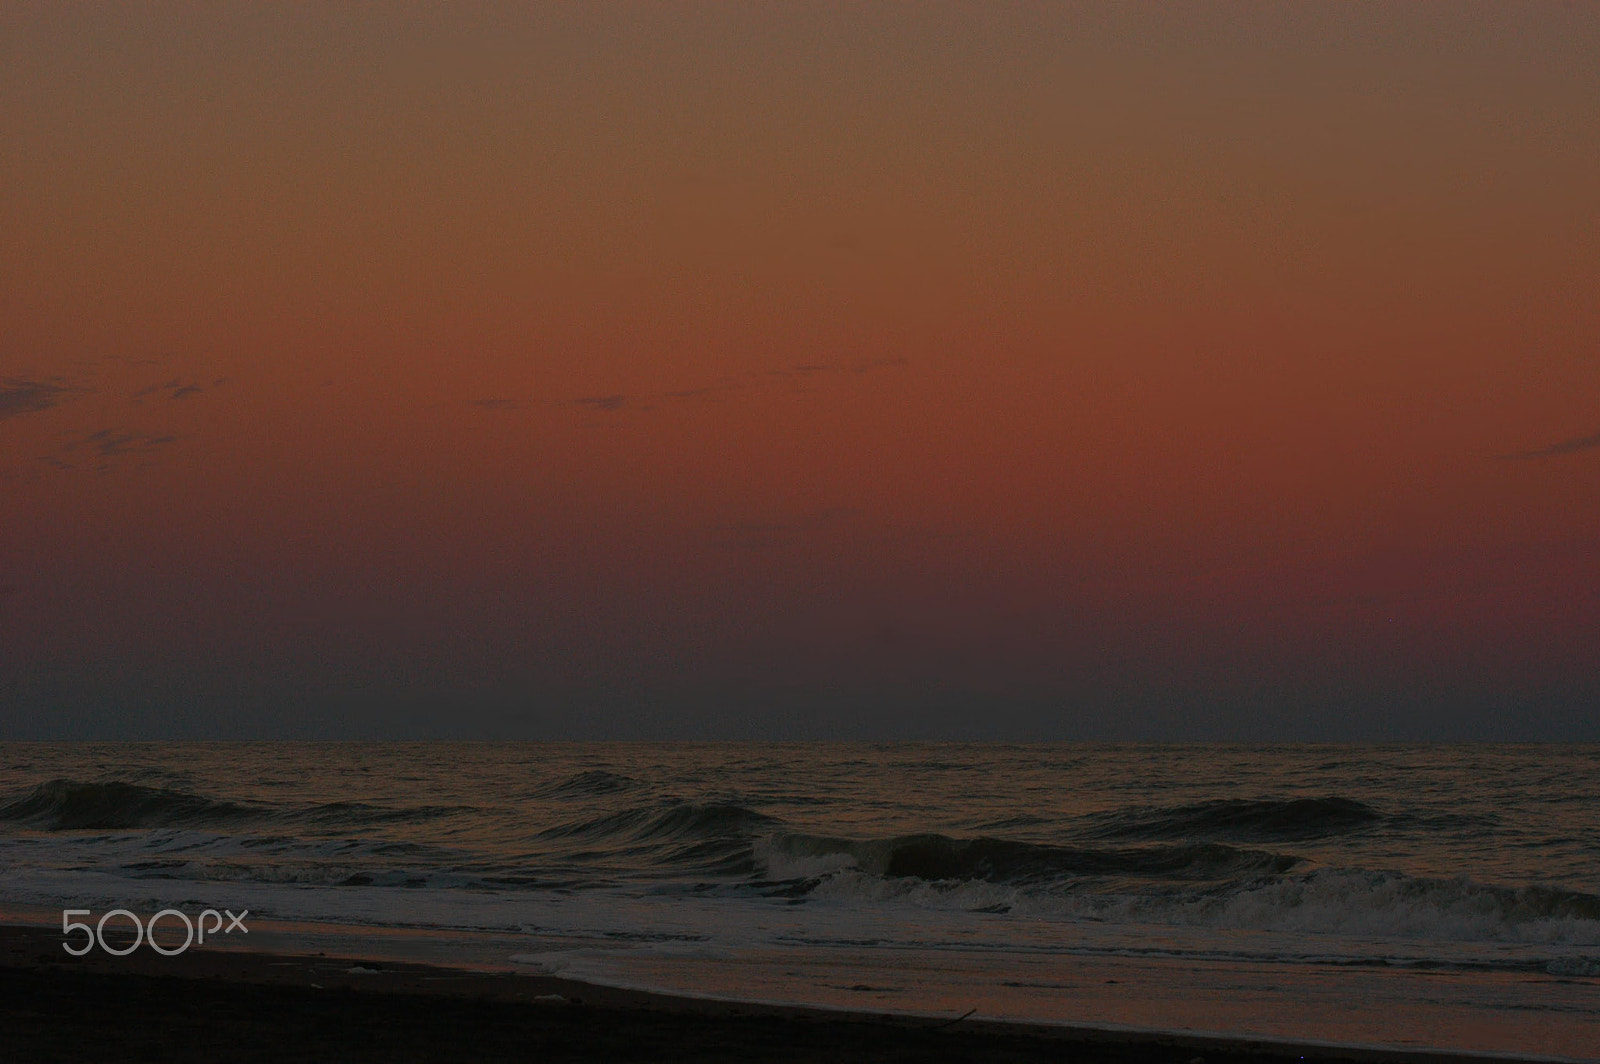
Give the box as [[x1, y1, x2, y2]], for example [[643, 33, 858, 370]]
[[3, 3, 1598, 738]]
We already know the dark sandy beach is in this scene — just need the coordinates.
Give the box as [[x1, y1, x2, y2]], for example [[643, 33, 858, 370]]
[[0, 924, 1557, 1064]]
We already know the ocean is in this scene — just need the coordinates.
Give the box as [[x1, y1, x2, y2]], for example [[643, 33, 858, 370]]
[[2, 742, 1596, 1058]]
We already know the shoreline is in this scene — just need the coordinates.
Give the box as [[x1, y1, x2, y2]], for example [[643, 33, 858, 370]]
[[1, 924, 1577, 1064]]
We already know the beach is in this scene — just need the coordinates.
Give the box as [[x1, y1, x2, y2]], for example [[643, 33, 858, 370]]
[[1, 923, 1564, 1064]]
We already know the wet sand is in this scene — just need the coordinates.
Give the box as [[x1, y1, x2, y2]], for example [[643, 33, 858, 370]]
[[0, 924, 1556, 1063]]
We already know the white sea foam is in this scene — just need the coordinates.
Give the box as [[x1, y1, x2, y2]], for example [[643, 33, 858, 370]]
[[750, 837, 860, 880], [794, 864, 1600, 947]]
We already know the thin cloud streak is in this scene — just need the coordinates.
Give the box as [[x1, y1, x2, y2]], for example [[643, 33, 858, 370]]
[[34, 428, 181, 472], [1496, 429, 1600, 461], [571, 395, 629, 412], [466, 357, 911, 419], [87, 429, 178, 456]]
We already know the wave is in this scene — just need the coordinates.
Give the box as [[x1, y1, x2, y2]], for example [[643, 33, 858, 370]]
[[0, 780, 476, 833], [0, 780, 265, 831], [1079, 797, 1383, 842], [633, 803, 782, 841], [530, 802, 1303, 886], [761, 832, 1300, 886], [534, 802, 785, 876], [287, 802, 479, 827], [528, 770, 641, 800], [539, 802, 778, 841]]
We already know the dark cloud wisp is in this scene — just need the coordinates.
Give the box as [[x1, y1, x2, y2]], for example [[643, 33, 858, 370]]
[[1496, 429, 1600, 461], [87, 429, 178, 457], [0, 378, 79, 421], [133, 379, 206, 401]]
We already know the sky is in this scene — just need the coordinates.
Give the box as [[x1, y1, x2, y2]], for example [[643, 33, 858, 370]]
[[2, 3, 1598, 740]]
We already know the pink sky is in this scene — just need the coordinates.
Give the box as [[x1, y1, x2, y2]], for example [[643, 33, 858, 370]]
[[3, 4, 1598, 737]]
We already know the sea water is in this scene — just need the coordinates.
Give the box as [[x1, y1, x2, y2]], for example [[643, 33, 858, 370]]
[[2, 742, 1596, 1057]]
